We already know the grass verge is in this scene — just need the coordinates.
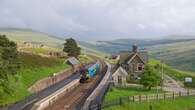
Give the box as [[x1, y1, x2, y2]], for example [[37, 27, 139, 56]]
[[104, 86, 162, 102], [104, 96, 195, 110]]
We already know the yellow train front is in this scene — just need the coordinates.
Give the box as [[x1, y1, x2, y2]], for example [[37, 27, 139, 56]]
[[79, 61, 100, 83]]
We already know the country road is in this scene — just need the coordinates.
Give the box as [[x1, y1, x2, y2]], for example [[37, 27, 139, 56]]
[[163, 74, 187, 92]]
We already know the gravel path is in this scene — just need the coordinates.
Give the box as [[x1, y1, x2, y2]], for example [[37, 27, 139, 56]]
[[163, 74, 187, 92]]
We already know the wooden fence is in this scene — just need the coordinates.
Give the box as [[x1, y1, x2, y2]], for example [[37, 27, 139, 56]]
[[88, 90, 195, 110]]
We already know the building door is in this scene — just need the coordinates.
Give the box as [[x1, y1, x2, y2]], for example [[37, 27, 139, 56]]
[[118, 76, 122, 84]]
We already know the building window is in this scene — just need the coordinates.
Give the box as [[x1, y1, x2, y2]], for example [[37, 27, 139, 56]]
[[137, 63, 143, 71]]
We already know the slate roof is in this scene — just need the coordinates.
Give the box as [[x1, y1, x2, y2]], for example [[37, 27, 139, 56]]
[[66, 57, 80, 65], [119, 50, 148, 65], [127, 53, 146, 64], [113, 66, 128, 77]]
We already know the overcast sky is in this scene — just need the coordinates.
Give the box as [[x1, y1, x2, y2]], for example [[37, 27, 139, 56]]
[[0, 0, 195, 41]]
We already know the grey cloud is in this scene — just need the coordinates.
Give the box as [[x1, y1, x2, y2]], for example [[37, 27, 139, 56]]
[[0, 0, 195, 40]]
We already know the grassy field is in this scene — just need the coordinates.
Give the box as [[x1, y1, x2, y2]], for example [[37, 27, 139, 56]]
[[78, 55, 93, 63], [0, 53, 69, 104], [21, 47, 60, 54], [104, 96, 195, 110], [104, 87, 162, 102]]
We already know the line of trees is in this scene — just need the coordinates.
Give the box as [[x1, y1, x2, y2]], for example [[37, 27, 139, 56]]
[[0, 35, 20, 98]]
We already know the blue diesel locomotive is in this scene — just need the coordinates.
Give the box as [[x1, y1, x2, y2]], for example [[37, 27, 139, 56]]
[[79, 61, 100, 83]]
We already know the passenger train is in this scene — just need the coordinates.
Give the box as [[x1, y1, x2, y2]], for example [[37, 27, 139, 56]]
[[79, 61, 100, 83]]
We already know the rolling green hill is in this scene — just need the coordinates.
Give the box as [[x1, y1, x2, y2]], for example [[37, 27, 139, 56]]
[[1, 28, 195, 72], [148, 40, 195, 72], [0, 28, 64, 48], [81, 38, 195, 72], [0, 28, 103, 56]]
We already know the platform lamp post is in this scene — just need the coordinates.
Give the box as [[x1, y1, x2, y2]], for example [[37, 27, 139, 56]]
[[160, 53, 164, 90], [157, 53, 164, 93]]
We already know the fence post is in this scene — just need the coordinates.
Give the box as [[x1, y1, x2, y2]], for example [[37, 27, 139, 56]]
[[156, 94, 159, 100], [173, 92, 175, 99], [179, 91, 181, 97], [149, 105, 153, 110], [146, 95, 148, 101], [139, 95, 141, 102], [119, 97, 122, 105], [133, 96, 135, 102], [164, 93, 166, 100], [187, 89, 190, 96]]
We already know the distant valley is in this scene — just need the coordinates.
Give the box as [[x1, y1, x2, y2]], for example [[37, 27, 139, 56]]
[[80, 37, 195, 72], [1, 28, 195, 72]]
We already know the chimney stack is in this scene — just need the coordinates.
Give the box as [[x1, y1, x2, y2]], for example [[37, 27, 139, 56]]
[[132, 43, 138, 52]]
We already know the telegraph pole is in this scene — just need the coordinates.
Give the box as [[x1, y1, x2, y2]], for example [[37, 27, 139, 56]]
[[161, 54, 164, 90]]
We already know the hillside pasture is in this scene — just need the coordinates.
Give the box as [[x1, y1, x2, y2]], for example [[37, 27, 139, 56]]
[[0, 53, 69, 104], [0, 30, 64, 47], [148, 40, 195, 72]]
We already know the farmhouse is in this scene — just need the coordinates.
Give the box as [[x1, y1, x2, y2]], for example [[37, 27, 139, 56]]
[[113, 44, 148, 83]]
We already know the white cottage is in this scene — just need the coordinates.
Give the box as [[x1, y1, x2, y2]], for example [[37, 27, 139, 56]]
[[112, 66, 128, 84]]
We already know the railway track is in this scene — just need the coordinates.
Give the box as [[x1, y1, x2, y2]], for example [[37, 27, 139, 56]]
[[44, 58, 107, 110], [19, 73, 80, 110]]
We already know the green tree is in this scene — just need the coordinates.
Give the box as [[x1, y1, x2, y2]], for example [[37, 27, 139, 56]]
[[63, 38, 81, 58], [0, 35, 19, 96], [140, 64, 160, 90]]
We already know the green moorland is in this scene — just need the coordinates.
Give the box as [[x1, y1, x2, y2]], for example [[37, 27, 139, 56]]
[[0, 53, 69, 104], [104, 96, 195, 110], [0, 28, 105, 55], [148, 40, 195, 72], [104, 87, 162, 102], [149, 59, 195, 87], [0, 29, 63, 47], [80, 38, 195, 72]]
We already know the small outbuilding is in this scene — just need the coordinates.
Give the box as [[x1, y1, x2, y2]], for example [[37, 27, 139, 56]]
[[65, 57, 80, 72], [112, 66, 128, 84]]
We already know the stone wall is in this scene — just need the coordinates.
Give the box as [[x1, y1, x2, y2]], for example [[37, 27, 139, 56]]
[[17, 42, 45, 50], [82, 62, 111, 110], [28, 66, 79, 93]]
